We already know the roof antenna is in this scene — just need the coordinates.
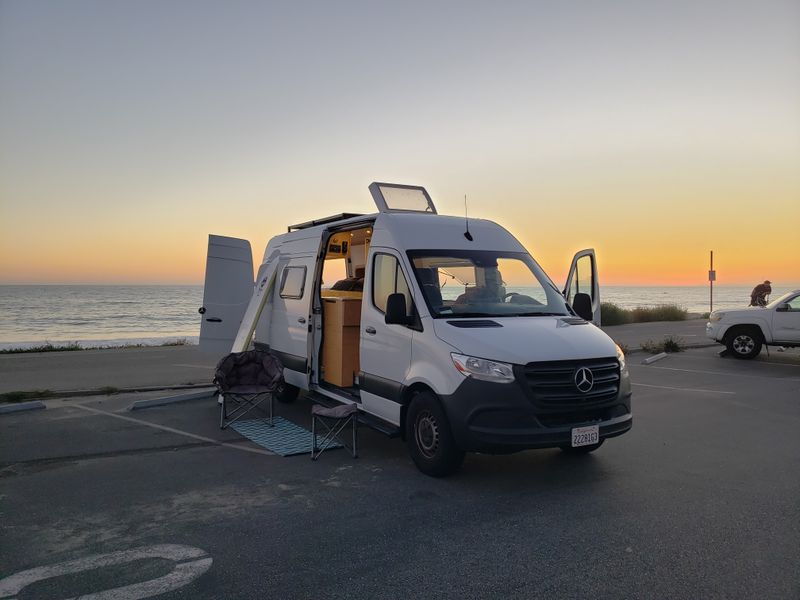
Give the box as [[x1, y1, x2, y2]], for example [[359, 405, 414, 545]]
[[464, 194, 473, 241]]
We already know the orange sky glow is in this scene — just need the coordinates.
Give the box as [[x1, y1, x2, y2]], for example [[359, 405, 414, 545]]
[[1, 2, 798, 287]]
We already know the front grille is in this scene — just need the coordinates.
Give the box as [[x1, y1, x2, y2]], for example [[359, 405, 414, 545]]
[[520, 358, 620, 408]]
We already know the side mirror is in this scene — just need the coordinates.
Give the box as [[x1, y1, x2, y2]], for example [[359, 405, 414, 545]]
[[775, 303, 789, 312], [572, 292, 593, 321], [385, 293, 414, 326]]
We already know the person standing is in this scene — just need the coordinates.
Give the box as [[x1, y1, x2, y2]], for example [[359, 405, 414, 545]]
[[749, 280, 772, 307]]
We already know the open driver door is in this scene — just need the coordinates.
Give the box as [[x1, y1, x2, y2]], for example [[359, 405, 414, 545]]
[[564, 248, 600, 325]]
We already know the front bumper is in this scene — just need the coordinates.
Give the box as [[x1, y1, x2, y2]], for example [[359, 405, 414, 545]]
[[706, 321, 728, 342], [439, 368, 633, 453]]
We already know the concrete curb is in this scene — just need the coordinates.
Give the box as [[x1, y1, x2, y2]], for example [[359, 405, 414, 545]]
[[626, 342, 718, 355], [127, 388, 217, 411], [0, 401, 46, 414], [642, 352, 668, 365], [0, 383, 214, 405]]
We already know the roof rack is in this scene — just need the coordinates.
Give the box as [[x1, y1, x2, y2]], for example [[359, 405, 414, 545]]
[[287, 213, 365, 232]]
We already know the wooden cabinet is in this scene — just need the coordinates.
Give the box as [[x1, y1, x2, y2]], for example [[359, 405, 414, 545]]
[[321, 297, 362, 387]]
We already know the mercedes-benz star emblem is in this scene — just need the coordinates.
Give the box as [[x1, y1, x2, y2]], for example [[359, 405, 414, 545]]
[[574, 367, 594, 393]]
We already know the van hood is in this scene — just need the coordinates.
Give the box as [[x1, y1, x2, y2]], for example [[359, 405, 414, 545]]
[[432, 317, 618, 365]]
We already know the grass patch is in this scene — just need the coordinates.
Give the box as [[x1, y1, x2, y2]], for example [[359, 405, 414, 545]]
[[0, 338, 195, 354], [600, 303, 632, 325], [0, 342, 83, 354], [0, 389, 55, 403], [602, 302, 688, 326], [641, 336, 685, 354], [630, 305, 688, 322]]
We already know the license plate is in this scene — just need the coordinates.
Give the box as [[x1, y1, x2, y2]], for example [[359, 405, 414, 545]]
[[571, 425, 599, 447]]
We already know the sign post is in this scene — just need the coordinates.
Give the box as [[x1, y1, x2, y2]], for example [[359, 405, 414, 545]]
[[708, 251, 716, 313]]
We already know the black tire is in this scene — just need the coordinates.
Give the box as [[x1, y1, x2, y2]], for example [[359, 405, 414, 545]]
[[274, 381, 300, 403], [725, 327, 763, 359], [405, 391, 465, 477], [560, 440, 604, 455]]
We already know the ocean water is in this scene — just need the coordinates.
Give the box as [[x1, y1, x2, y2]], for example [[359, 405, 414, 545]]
[[0, 285, 204, 349], [0, 284, 797, 349]]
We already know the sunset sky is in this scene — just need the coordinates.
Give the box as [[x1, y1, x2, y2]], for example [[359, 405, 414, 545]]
[[1, 0, 798, 286]]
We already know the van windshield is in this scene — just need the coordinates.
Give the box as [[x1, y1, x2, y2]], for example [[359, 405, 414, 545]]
[[407, 250, 569, 318]]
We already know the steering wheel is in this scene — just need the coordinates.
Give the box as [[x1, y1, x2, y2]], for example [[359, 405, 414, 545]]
[[503, 292, 520, 303]]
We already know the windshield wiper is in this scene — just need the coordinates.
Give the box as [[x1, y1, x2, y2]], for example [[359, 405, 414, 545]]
[[438, 312, 494, 318], [512, 312, 565, 317]]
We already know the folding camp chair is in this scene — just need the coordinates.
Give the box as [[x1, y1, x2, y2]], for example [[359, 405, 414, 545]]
[[214, 350, 283, 430], [311, 403, 359, 460]]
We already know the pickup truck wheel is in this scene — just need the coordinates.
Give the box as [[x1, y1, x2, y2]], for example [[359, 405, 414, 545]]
[[406, 391, 465, 477], [725, 327, 763, 359], [275, 381, 299, 403]]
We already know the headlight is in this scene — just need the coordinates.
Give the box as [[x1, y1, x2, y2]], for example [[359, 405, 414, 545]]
[[709, 312, 725, 322], [451, 353, 515, 383], [615, 344, 626, 370]]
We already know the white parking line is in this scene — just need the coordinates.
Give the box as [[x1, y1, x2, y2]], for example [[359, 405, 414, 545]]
[[632, 382, 735, 395], [0, 544, 212, 600], [71, 404, 274, 456], [630, 364, 800, 381]]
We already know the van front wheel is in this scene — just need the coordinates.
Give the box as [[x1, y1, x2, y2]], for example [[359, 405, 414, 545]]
[[406, 391, 465, 477]]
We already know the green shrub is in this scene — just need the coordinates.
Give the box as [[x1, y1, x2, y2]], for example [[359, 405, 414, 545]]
[[641, 336, 685, 354], [0, 342, 83, 354], [0, 390, 54, 403], [602, 302, 687, 326], [600, 302, 632, 325], [630, 304, 688, 322], [662, 336, 684, 353]]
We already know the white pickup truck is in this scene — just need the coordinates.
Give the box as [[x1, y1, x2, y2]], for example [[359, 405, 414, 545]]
[[706, 290, 800, 358]]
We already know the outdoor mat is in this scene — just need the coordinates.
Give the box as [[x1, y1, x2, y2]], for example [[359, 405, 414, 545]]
[[230, 417, 342, 456]]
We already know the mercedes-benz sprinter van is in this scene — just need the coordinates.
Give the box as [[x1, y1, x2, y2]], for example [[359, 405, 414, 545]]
[[200, 182, 632, 476]]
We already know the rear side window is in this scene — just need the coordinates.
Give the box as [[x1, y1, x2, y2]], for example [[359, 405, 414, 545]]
[[372, 253, 412, 316], [279, 266, 307, 299]]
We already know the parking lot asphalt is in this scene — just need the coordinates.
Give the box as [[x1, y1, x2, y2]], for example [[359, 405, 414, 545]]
[[1, 347, 799, 599], [0, 346, 218, 394]]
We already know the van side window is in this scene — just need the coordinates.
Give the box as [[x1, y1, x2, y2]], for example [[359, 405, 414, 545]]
[[279, 266, 307, 299], [372, 254, 412, 315]]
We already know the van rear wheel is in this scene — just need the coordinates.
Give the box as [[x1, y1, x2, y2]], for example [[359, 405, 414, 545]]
[[406, 391, 465, 477]]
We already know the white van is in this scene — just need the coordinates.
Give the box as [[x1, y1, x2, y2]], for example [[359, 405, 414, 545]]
[[199, 183, 632, 476]]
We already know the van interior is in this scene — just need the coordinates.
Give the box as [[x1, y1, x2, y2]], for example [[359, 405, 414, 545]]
[[317, 225, 372, 395]]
